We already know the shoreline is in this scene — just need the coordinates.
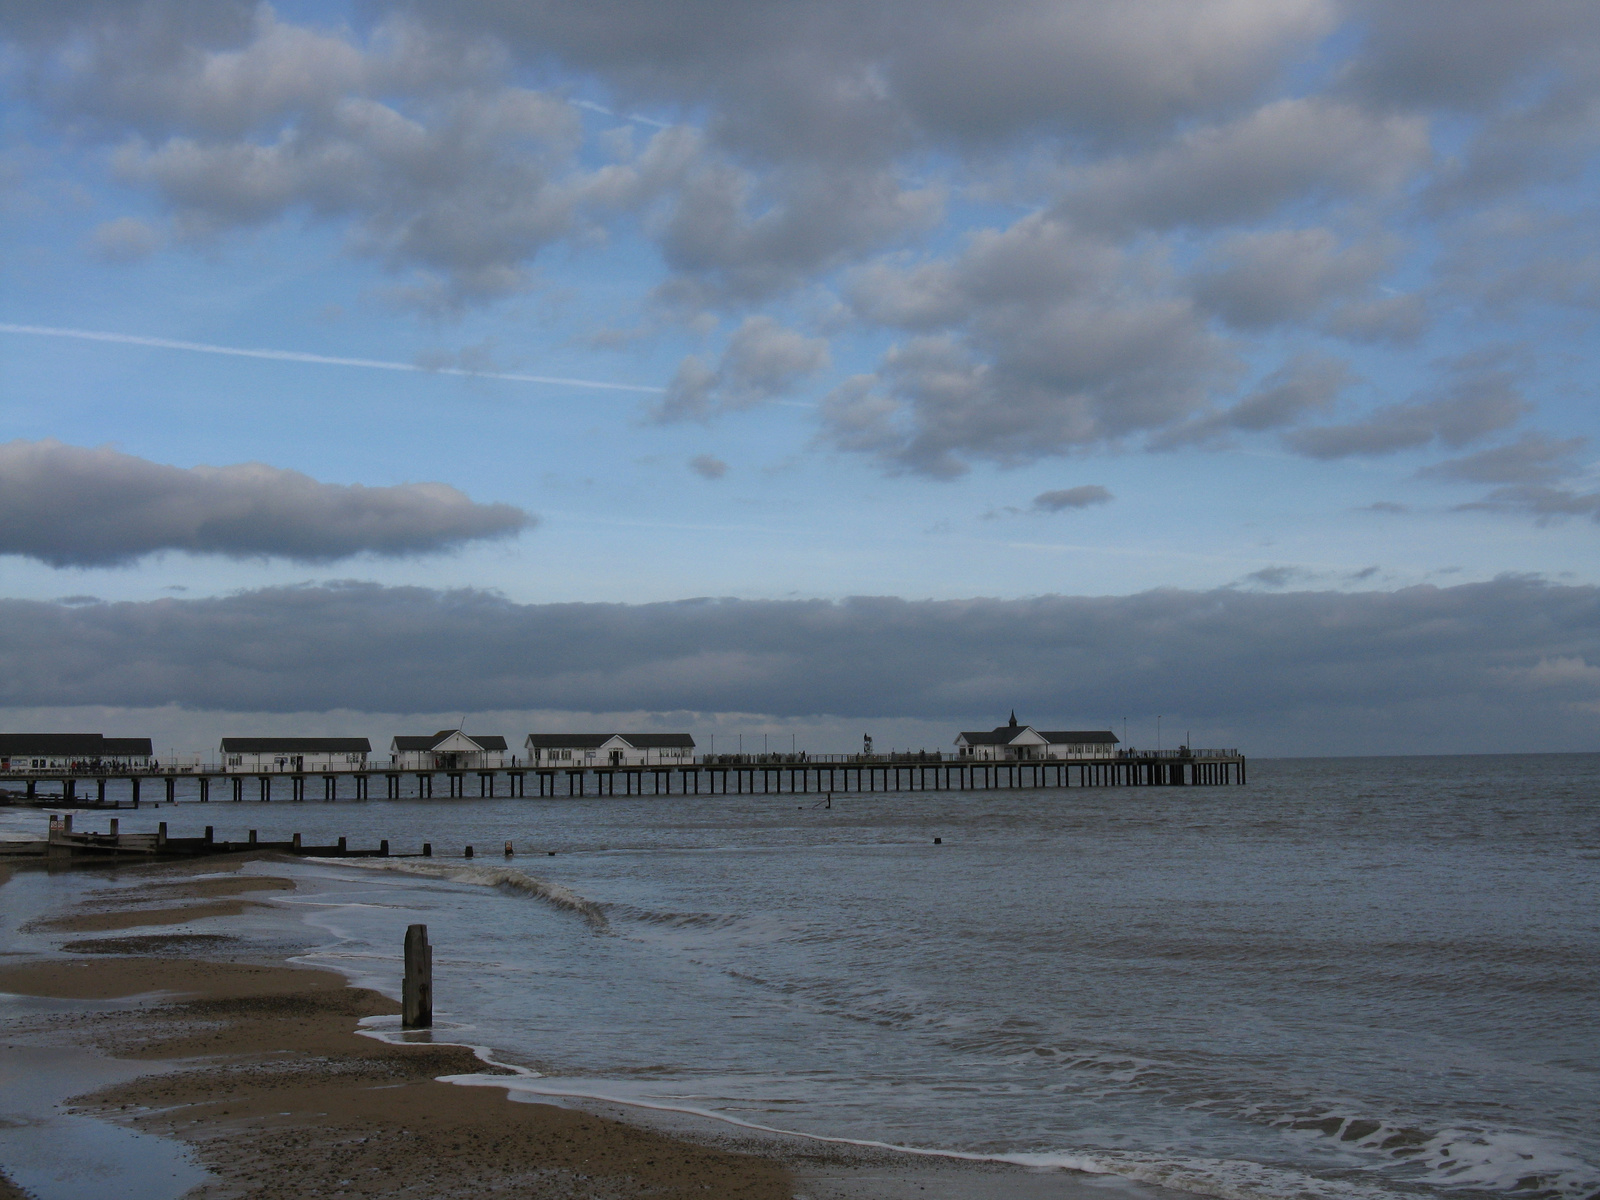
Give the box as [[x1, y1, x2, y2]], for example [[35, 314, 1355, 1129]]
[[0, 855, 1142, 1200], [1, 857, 799, 1199]]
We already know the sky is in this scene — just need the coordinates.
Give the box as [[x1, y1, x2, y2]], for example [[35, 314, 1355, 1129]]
[[2, 0, 1599, 756]]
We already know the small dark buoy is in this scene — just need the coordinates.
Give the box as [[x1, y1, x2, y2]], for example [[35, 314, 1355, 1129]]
[[422, 842, 432, 857], [465, 845, 474, 858], [933, 837, 942, 844], [548, 850, 556, 856]]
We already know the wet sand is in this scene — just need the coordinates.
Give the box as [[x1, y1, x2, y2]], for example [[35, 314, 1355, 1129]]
[[0, 865, 794, 1199]]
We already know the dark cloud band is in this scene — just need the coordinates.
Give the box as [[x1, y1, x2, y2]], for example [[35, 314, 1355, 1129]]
[[1, 581, 1595, 747]]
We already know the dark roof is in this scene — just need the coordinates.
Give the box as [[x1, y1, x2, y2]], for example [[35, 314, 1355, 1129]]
[[956, 725, 1119, 745], [620, 733, 695, 748], [956, 729, 1015, 745], [524, 733, 695, 749], [395, 731, 510, 752], [220, 738, 371, 753], [525, 733, 613, 749], [0, 733, 152, 757]]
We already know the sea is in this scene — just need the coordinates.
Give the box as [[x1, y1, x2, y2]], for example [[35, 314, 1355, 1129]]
[[3, 754, 1597, 1200]]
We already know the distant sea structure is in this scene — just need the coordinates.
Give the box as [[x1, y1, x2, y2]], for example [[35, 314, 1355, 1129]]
[[0, 733, 153, 770], [954, 713, 1120, 761], [523, 732, 696, 768], [219, 737, 371, 773], [391, 730, 508, 771]]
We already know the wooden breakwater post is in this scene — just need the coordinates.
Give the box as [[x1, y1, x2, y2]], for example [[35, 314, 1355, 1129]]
[[402, 923, 432, 1029]]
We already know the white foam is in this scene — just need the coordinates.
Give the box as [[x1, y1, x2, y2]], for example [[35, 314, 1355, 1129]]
[[425, 1071, 1403, 1200], [326, 858, 609, 929]]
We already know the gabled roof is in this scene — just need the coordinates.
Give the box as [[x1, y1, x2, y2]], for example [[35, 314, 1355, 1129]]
[[524, 732, 696, 749], [0, 733, 152, 757], [220, 738, 371, 753], [393, 731, 509, 752], [525, 733, 613, 749], [956, 724, 1119, 746], [955, 728, 1017, 746]]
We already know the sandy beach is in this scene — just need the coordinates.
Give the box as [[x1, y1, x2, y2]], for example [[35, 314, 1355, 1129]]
[[0, 859, 798, 1200]]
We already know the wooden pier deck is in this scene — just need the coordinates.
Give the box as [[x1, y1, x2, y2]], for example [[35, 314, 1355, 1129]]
[[2, 751, 1245, 805]]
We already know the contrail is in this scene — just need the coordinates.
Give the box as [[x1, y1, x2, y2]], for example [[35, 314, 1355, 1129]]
[[0, 323, 665, 395]]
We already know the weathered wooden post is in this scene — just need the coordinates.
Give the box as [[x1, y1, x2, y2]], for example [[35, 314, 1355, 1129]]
[[402, 924, 432, 1029]]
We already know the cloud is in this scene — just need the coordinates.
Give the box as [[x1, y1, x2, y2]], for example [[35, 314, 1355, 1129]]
[[1032, 486, 1112, 512], [1057, 99, 1429, 235], [0, 440, 531, 567], [87, 215, 159, 262], [1241, 565, 1311, 589], [0, 577, 1597, 755], [689, 454, 728, 479], [654, 316, 829, 421], [831, 213, 1232, 475], [1156, 353, 1351, 447], [1189, 228, 1393, 331], [1285, 352, 1529, 459], [649, 163, 944, 308], [1456, 486, 1600, 525], [397, 0, 1334, 156], [1419, 432, 1589, 485]]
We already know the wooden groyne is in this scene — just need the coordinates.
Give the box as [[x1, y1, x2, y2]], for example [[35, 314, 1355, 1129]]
[[2, 751, 1245, 806], [0, 813, 420, 861]]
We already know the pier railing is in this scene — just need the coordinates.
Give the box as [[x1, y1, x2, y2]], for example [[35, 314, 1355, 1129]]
[[1, 747, 1242, 777]]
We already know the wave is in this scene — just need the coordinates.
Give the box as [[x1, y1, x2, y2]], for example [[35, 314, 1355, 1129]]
[[425, 1072, 1409, 1200], [607, 903, 746, 931], [331, 859, 609, 930]]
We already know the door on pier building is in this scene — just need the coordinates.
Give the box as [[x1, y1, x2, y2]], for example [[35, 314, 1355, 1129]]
[[609, 749, 624, 766]]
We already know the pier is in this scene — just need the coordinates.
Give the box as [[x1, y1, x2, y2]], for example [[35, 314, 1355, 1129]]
[[1, 750, 1244, 806]]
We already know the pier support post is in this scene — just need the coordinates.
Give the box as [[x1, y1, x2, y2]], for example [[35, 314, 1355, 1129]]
[[165, 777, 175, 803], [402, 924, 432, 1030]]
